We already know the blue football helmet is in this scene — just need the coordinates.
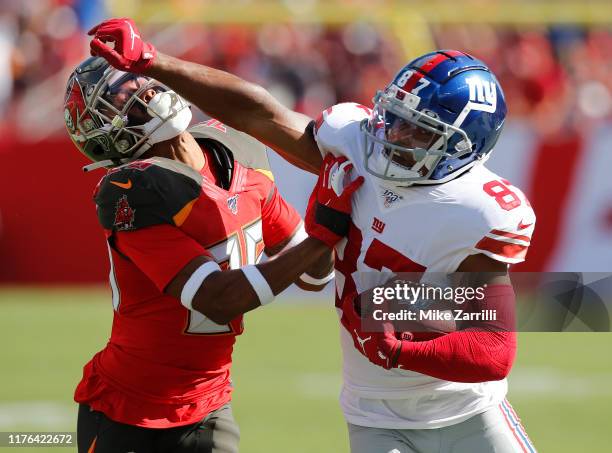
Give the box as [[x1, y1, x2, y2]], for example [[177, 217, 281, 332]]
[[362, 50, 507, 186]]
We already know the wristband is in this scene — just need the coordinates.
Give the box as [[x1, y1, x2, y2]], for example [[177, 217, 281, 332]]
[[314, 203, 351, 237], [241, 265, 275, 306], [180, 261, 221, 310], [299, 270, 335, 286]]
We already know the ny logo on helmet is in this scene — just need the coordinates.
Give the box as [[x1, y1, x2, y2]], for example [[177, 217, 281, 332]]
[[465, 77, 497, 113]]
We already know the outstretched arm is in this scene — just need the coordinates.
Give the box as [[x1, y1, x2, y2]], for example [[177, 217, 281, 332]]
[[264, 224, 335, 293], [88, 18, 322, 173], [165, 154, 361, 323], [147, 54, 321, 173], [165, 237, 331, 324]]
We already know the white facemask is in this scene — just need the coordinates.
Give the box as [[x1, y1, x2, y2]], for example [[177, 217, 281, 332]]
[[369, 143, 421, 186], [143, 91, 192, 144]]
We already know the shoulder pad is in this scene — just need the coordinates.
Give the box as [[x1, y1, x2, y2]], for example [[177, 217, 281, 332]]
[[95, 158, 202, 231], [189, 120, 271, 171], [313, 103, 371, 157]]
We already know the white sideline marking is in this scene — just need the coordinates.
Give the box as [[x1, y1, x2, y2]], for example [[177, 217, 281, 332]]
[[295, 368, 612, 399], [295, 373, 342, 399], [2, 368, 611, 429], [509, 368, 612, 398], [0, 402, 74, 429]]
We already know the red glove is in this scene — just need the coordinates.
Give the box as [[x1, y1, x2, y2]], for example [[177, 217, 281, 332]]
[[305, 155, 364, 248], [340, 296, 406, 370], [88, 18, 156, 73]]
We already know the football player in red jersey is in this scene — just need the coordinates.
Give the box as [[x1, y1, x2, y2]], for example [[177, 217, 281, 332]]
[[64, 53, 362, 452], [86, 18, 538, 453]]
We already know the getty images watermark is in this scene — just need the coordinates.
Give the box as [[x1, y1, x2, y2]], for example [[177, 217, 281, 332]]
[[370, 281, 495, 323], [357, 272, 612, 333]]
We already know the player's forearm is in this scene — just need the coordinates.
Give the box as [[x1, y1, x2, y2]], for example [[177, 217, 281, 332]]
[[391, 283, 517, 382], [146, 53, 321, 173], [147, 53, 269, 133], [259, 236, 331, 293], [193, 237, 330, 323], [394, 330, 516, 383], [295, 248, 335, 292], [265, 224, 334, 293], [302, 248, 334, 280]]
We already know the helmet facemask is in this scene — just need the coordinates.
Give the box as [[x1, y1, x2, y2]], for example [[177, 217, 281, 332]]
[[65, 61, 192, 171], [362, 84, 473, 186]]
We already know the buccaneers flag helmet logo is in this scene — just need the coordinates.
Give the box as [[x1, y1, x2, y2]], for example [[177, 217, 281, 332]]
[[114, 195, 135, 230]]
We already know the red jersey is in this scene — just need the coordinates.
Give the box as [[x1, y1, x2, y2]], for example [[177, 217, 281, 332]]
[[75, 128, 301, 428]]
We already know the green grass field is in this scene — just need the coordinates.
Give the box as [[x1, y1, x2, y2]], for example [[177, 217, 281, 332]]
[[1, 287, 611, 452]]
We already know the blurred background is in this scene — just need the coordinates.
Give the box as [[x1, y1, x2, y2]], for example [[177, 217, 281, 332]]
[[0, 0, 611, 452]]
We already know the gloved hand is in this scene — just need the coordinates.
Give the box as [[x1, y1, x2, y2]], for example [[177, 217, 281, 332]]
[[88, 18, 156, 73], [340, 296, 408, 370], [305, 154, 363, 248]]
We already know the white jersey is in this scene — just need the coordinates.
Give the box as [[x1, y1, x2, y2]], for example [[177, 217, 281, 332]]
[[314, 103, 536, 429]]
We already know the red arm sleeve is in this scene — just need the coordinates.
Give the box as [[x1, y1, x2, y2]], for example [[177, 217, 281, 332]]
[[394, 285, 517, 383], [395, 330, 516, 383], [261, 185, 302, 249], [113, 224, 210, 292]]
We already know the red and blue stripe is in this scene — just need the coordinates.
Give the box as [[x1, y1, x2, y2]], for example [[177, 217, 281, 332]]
[[400, 50, 467, 92], [499, 399, 537, 453]]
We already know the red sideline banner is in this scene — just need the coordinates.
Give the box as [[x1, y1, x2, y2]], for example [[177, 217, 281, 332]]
[[1, 129, 606, 283], [0, 138, 108, 283]]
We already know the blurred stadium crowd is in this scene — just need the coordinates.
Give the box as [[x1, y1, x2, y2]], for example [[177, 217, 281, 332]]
[[0, 0, 610, 140]]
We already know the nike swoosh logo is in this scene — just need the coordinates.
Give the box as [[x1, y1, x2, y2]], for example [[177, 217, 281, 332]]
[[110, 179, 132, 189], [517, 220, 533, 230]]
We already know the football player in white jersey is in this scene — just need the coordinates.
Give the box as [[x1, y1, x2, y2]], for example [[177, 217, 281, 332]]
[[87, 19, 537, 452]]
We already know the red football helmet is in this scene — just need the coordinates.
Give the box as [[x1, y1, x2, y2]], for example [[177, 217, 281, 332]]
[[64, 56, 191, 171]]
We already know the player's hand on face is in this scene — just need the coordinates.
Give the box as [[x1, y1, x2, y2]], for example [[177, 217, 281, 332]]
[[340, 297, 404, 370], [305, 154, 364, 248], [88, 18, 156, 73]]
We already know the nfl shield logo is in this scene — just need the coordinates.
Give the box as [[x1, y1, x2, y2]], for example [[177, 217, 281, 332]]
[[382, 188, 401, 208], [227, 194, 239, 215]]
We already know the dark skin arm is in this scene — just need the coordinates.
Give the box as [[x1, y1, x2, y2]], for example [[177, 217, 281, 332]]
[[264, 228, 335, 293], [165, 237, 330, 325], [144, 56, 506, 290], [294, 251, 335, 292], [145, 53, 322, 174]]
